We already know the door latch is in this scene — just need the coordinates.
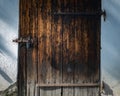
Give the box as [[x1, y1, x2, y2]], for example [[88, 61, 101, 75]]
[[13, 36, 37, 49]]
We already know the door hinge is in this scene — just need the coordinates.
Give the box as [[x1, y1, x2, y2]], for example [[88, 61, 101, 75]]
[[13, 36, 37, 49], [50, 10, 106, 21]]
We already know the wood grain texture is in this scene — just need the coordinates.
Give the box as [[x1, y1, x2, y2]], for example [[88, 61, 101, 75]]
[[62, 0, 74, 96], [50, 0, 62, 95], [18, 0, 27, 96], [18, 0, 101, 96]]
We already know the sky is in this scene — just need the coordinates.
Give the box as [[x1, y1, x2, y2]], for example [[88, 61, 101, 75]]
[[101, 0, 120, 94], [0, 0, 120, 94], [0, 0, 18, 59], [0, 0, 19, 88], [102, 0, 120, 81]]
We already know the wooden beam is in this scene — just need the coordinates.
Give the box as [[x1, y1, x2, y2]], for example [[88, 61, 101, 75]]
[[36, 83, 100, 87]]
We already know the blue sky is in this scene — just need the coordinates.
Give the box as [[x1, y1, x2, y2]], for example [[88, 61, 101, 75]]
[[102, 0, 120, 80], [0, 0, 19, 59]]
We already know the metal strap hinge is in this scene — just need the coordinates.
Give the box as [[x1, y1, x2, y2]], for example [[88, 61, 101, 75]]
[[13, 36, 37, 49], [51, 10, 106, 21]]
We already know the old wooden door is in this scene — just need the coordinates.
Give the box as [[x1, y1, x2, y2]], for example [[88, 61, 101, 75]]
[[18, 0, 101, 96]]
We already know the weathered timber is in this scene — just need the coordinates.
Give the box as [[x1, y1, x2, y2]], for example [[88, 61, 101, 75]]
[[18, 0, 101, 96], [36, 83, 100, 87]]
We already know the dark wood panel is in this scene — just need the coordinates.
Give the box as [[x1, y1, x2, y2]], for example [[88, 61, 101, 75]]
[[62, 0, 74, 96], [38, 0, 47, 84], [18, 0, 101, 96], [50, 0, 62, 95], [27, 0, 38, 95], [74, 0, 83, 84], [37, 0, 53, 84], [51, 0, 62, 84], [18, 0, 27, 96]]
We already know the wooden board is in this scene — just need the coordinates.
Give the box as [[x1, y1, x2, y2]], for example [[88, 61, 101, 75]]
[[18, 0, 27, 96], [37, 0, 62, 96], [62, 0, 74, 96]]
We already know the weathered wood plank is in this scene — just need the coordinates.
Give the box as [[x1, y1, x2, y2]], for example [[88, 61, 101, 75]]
[[26, 0, 38, 96], [38, 0, 46, 84], [74, 87, 99, 96], [50, 0, 62, 96], [62, 0, 75, 96], [18, 0, 28, 96], [26, 0, 31, 81], [18, 47, 27, 96], [37, 0, 52, 96], [74, 0, 83, 96], [39, 0, 55, 96], [45, 0, 52, 85], [40, 88, 51, 96], [96, 17, 101, 83], [39, 87, 61, 96], [87, 18, 95, 82], [18, 0, 22, 96], [74, 0, 83, 84], [51, 0, 61, 84], [74, 0, 101, 96], [86, 0, 101, 83]]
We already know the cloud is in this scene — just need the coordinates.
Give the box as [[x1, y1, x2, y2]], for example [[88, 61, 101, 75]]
[[0, 0, 19, 60], [0, 67, 13, 84], [0, 19, 18, 60], [102, 0, 120, 80]]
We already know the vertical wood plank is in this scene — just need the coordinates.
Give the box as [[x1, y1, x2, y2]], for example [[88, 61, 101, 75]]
[[40, 88, 51, 96], [74, 0, 83, 84], [26, 0, 31, 85], [74, 0, 101, 96], [26, 0, 38, 95], [74, 0, 84, 96], [18, 0, 28, 95], [32, 0, 38, 83], [50, 0, 62, 96], [62, 0, 74, 96], [18, 0, 22, 95], [45, 0, 52, 85], [37, 0, 61, 96], [38, 0, 48, 84], [37, 0, 51, 96], [38, 0, 43, 84]]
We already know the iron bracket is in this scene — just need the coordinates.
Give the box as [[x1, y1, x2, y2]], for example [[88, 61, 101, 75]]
[[13, 36, 37, 49], [51, 10, 106, 21], [13, 37, 33, 43]]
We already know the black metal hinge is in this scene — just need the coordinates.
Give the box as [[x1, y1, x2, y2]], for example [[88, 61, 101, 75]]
[[13, 36, 37, 49], [50, 10, 106, 21]]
